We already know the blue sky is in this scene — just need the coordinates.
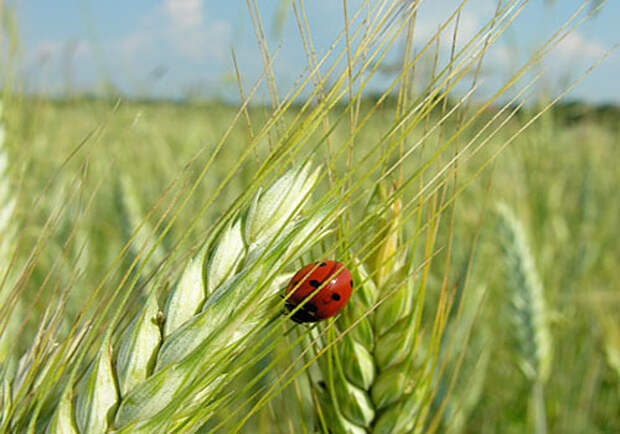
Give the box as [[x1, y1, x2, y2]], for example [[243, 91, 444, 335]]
[[15, 0, 620, 104]]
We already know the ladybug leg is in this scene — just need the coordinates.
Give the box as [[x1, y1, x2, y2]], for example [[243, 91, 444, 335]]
[[289, 305, 317, 323], [285, 299, 319, 323], [290, 314, 305, 324]]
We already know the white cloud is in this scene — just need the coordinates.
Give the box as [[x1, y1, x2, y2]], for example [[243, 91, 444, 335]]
[[119, 0, 231, 61], [166, 16, 230, 60], [162, 0, 230, 59], [556, 32, 605, 59], [411, 3, 490, 51], [164, 0, 205, 31]]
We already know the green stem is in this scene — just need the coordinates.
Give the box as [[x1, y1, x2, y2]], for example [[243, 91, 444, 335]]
[[532, 381, 547, 434]]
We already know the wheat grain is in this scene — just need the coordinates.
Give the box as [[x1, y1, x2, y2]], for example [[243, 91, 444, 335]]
[[46, 389, 77, 434], [74, 336, 117, 433]]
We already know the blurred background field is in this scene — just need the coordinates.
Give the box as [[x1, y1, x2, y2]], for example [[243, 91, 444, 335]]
[[5, 94, 619, 432], [1, 0, 619, 432]]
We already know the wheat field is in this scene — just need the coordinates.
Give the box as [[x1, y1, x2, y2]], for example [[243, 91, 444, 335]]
[[0, 1, 618, 433]]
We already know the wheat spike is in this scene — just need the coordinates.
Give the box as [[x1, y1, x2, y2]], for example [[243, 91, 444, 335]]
[[44, 163, 329, 432], [497, 204, 552, 384], [317, 184, 430, 434], [497, 203, 552, 434]]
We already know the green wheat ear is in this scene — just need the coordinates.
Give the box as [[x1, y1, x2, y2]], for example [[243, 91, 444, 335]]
[[41, 163, 330, 432], [314, 184, 432, 434], [497, 204, 552, 384], [497, 203, 552, 434]]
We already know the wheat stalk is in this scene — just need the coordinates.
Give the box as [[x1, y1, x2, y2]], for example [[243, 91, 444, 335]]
[[497, 203, 552, 434], [595, 310, 620, 398], [36, 163, 331, 432]]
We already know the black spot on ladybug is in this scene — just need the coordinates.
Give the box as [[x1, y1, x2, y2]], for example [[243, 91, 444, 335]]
[[350, 280, 354, 287], [319, 262, 327, 267], [331, 293, 341, 301], [309, 280, 321, 288]]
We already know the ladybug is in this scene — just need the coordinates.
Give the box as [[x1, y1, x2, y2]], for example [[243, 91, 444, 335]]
[[284, 261, 353, 323]]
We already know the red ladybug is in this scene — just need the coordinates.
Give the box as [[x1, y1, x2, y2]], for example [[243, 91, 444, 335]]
[[284, 261, 353, 323]]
